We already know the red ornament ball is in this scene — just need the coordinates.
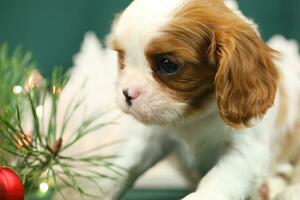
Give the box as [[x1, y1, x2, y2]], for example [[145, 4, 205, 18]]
[[0, 167, 24, 200]]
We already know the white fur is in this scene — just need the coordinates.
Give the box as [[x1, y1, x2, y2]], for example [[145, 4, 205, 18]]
[[113, 0, 184, 49], [269, 36, 300, 133], [104, 0, 300, 200]]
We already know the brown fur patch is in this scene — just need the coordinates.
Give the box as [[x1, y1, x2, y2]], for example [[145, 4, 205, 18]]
[[146, 0, 278, 127], [145, 23, 216, 112], [117, 51, 125, 70]]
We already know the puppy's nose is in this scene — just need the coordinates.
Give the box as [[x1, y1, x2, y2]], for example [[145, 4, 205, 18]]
[[122, 89, 140, 106]]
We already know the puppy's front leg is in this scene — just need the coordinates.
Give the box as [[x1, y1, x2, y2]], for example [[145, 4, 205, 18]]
[[183, 133, 269, 200], [105, 127, 173, 200]]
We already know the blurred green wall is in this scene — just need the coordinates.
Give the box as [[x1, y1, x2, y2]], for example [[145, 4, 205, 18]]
[[0, 0, 131, 76], [239, 0, 300, 42], [0, 0, 299, 77]]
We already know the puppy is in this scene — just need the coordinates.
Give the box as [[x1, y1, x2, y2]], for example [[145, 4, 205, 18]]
[[106, 0, 300, 199]]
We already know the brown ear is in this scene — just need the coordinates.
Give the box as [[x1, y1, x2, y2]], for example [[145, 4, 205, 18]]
[[211, 27, 278, 127]]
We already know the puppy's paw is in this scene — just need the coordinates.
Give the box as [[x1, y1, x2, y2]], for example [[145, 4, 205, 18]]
[[181, 192, 228, 200], [273, 185, 300, 200]]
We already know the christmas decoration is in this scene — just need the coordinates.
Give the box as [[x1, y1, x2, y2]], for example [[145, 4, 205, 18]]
[[0, 167, 24, 200], [0, 43, 123, 199], [39, 182, 49, 193]]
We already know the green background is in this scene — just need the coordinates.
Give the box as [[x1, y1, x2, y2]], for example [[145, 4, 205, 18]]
[[0, 1, 299, 199], [0, 0, 299, 77]]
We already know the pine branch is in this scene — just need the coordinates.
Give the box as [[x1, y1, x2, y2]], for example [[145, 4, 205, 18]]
[[0, 43, 124, 199]]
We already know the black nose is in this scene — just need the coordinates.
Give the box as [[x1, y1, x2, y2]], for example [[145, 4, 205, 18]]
[[123, 89, 132, 106]]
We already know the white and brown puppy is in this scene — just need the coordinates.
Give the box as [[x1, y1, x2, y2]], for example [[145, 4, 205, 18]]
[[106, 0, 300, 199]]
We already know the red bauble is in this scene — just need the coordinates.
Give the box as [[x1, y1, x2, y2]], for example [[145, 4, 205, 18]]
[[0, 167, 24, 200]]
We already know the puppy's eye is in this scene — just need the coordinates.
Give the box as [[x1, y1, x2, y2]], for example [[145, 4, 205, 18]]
[[157, 57, 179, 75]]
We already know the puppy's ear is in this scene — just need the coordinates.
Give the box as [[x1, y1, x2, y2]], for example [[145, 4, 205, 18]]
[[210, 26, 278, 127]]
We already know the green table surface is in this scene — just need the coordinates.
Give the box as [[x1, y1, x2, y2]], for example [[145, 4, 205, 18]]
[[27, 189, 191, 200], [123, 189, 190, 200]]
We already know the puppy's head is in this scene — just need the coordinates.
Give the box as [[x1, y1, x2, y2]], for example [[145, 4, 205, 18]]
[[108, 0, 278, 127]]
